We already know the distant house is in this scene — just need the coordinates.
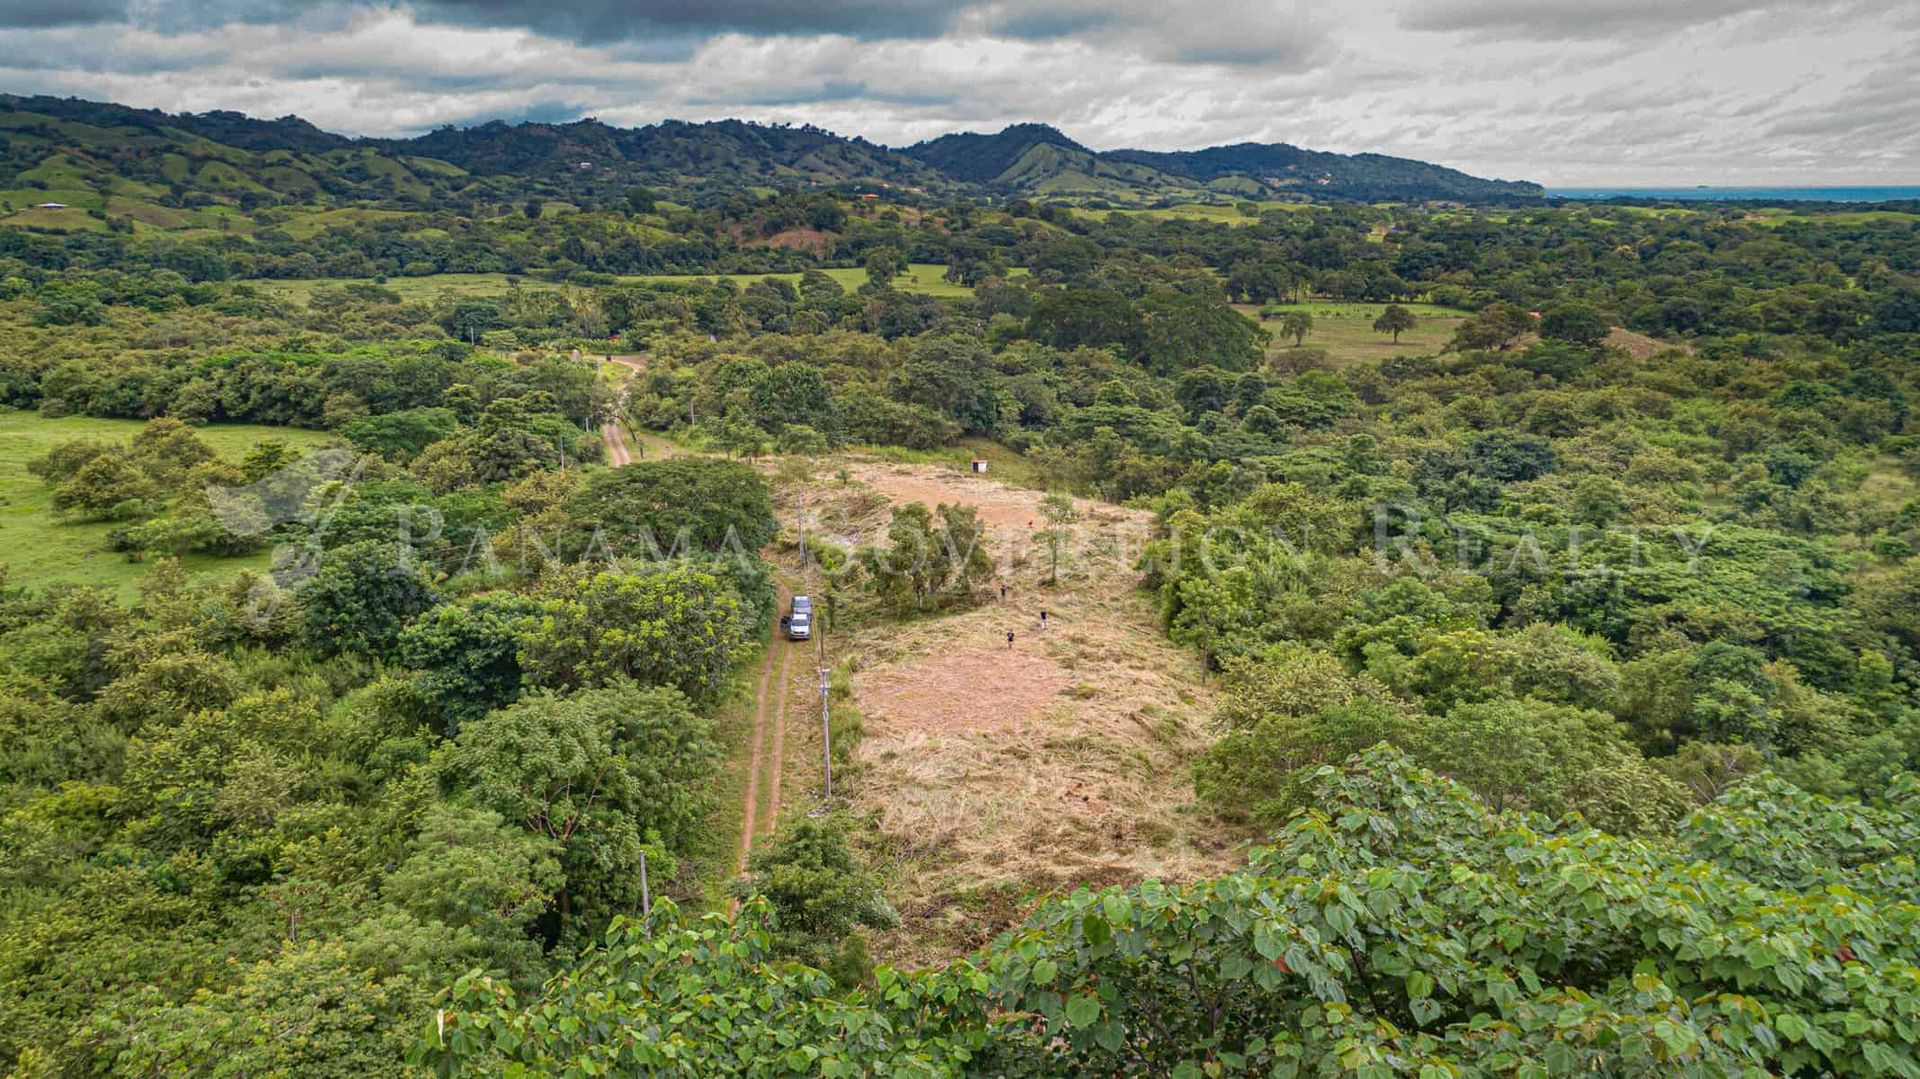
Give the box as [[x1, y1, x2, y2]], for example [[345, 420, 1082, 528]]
[[35, 202, 68, 209], [859, 193, 880, 200]]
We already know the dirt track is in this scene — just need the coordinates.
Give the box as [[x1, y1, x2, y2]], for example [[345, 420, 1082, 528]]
[[600, 420, 632, 466], [601, 353, 679, 460], [597, 361, 790, 902], [736, 619, 792, 866]]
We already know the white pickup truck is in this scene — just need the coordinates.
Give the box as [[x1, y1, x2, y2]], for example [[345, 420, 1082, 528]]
[[786, 595, 812, 640]]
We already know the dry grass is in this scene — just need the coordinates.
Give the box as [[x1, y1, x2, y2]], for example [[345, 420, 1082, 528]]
[[783, 460, 1233, 965], [1605, 326, 1693, 359]]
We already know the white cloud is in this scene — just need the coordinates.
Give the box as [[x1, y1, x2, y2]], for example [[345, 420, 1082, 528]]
[[0, 0, 1913, 184]]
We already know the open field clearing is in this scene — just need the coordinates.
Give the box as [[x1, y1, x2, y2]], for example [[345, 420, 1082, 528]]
[[1082, 200, 1319, 224], [1240, 300, 1465, 366], [780, 459, 1231, 965], [242, 262, 1013, 303], [0, 413, 335, 597]]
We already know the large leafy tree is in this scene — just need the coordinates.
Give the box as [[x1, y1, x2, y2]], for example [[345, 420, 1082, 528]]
[[50, 451, 156, 521], [1371, 303, 1416, 343], [518, 567, 750, 703], [858, 502, 994, 612], [565, 457, 777, 557], [732, 816, 896, 977], [1025, 288, 1142, 351], [431, 681, 717, 937], [1134, 292, 1266, 375], [396, 596, 544, 734], [297, 539, 440, 658]]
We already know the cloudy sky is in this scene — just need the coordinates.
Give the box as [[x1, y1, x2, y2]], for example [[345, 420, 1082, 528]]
[[2, 0, 1916, 185]]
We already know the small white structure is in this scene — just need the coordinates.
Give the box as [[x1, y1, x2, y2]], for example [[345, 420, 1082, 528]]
[[35, 202, 68, 209], [970, 459, 989, 474]]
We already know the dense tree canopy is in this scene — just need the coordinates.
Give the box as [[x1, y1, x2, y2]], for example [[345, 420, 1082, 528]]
[[422, 749, 1920, 1077], [7, 170, 1920, 1075]]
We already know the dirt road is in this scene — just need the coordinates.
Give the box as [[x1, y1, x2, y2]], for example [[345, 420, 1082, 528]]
[[597, 355, 784, 901], [600, 419, 632, 466], [599, 353, 680, 460], [733, 591, 795, 911]]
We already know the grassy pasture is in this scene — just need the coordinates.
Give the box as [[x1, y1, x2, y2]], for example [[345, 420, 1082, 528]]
[[0, 413, 336, 598], [1240, 300, 1465, 367], [1082, 200, 1319, 224], [244, 263, 1015, 303], [245, 273, 526, 302], [1752, 208, 1920, 226]]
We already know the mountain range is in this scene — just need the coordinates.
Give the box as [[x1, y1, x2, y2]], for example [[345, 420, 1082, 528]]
[[0, 94, 1543, 215]]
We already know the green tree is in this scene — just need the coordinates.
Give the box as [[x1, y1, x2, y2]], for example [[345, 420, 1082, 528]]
[[1134, 292, 1267, 374], [433, 681, 716, 935], [1025, 288, 1142, 351], [1415, 696, 1689, 832], [129, 417, 216, 486], [732, 816, 897, 979], [1037, 491, 1078, 585], [50, 451, 156, 521], [1371, 303, 1416, 343], [397, 596, 544, 734], [1539, 302, 1611, 346], [566, 456, 778, 556], [518, 567, 750, 703], [1280, 309, 1314, 346], [34, 279, 106, 326], [862, 245, 902, 289], [859, 502, 993, 611], [298, 539, 440, 658], [384, 803, 561, 978], [340, 407, 459, 461], [1451, 301, 1535, 351]]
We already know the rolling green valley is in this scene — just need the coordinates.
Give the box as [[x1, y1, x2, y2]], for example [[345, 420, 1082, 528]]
[[3, 21, 1920, 1076]]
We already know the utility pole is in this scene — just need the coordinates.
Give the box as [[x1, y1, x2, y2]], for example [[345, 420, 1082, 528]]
[[800, 488, 831, 800], [819, 665, 832, 800]]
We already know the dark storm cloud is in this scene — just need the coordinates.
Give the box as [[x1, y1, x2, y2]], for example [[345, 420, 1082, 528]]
[[465, 98, 594, 125], [688, 80, 955, 109], [0, 0, 130, 27], [408, 0, 966, 41], [0, 0, 319, 31]]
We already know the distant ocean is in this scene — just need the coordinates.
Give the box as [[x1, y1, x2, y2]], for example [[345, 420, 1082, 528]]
[[1549, 186, 1920, 203]]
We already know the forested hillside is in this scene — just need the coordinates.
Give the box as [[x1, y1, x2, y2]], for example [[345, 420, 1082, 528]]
[[2, 95, 1539, 211], [2, 97, 1919, 1073]]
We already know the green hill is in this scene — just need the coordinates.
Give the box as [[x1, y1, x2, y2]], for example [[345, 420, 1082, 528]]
[[0, 95, 1543, 234], [905, 122, 1544, 203]]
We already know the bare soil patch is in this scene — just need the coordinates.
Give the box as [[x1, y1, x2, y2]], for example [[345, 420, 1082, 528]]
[[860, 644, 1071, 735], [758, 227, 836, 256], [792, 459, 1234, 966]]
